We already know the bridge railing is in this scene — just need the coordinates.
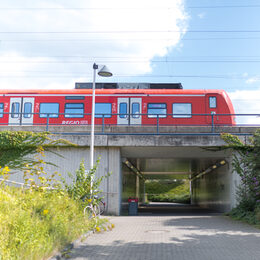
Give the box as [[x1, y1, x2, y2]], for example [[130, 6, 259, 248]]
[[1, 112, 260, 135]]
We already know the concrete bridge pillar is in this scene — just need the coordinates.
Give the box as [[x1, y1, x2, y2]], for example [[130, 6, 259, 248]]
[[106, 147, 122, 215]]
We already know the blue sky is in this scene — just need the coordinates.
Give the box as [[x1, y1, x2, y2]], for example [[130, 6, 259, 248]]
[[0, 0, 260, 121]]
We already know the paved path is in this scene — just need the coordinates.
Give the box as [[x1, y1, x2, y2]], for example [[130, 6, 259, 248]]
[[68, 206, 260, 260]]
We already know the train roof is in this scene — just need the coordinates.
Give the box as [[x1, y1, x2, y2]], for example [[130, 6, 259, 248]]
[[75, 82, 183, 89], [0, 88, 227, 95]]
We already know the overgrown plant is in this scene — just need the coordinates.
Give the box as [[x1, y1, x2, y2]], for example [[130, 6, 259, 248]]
[[0, 131, 76, 190], [0, 132, 110, 259], [222, 131, 260, 224], [0, 186, 97, 260], [0, 130, 75, 171], [64, 158, 110, 205], [22, 148, 62, 191]]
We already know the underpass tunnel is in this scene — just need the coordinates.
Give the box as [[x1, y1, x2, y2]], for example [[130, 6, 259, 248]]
[[120, 147, 235, 215], [121, 158, 192, 215]]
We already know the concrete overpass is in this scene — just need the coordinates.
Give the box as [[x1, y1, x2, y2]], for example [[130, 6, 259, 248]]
[[3, 125, 257, 215]]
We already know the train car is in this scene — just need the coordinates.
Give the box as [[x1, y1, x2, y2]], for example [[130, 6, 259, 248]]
[[0, 83, 235, 126]]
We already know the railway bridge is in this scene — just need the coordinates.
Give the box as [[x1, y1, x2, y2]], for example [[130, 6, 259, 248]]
[[3, 125, 258, 215]]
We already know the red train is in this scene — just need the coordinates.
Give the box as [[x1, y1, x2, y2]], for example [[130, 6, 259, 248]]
[[0, 83, 235, 126]]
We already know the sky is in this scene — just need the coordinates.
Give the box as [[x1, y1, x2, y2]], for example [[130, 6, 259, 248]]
[[0, 0, 260, 123]]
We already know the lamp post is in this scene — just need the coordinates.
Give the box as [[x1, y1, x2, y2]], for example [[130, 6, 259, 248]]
[[90, 63, 113, 170]]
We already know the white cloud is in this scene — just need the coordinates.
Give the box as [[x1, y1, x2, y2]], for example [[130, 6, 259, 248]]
[[228, 88, 260, 124], [198, 13, 205, 19], [246, 77, 260, 84], [0, 0, 188, 89]]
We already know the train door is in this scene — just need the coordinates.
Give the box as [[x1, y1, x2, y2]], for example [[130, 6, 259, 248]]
[[206, 95, 218, 124], [9, 97, 35, 125], [117, 98, 142, 125]]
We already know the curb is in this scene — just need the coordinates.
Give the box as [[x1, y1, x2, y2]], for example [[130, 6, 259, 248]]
[[49, 230, 94, 260], [49, 219, 114, 260]]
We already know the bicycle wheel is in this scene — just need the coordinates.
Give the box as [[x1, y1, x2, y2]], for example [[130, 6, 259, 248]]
[[99, 201, 105, 215], [84, 206, 96, 219], [93, 204, 100, 217]]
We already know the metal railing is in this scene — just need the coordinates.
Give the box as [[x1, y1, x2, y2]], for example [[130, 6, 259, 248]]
[[1, 112, 260, 135]]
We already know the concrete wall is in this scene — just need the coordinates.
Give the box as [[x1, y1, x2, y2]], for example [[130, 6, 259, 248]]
[[191, 157, 239, 212], [8, 146, 122, 215], [121, 164, 136, 214]]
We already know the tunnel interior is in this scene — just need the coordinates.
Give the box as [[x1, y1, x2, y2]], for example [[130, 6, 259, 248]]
[[120, 146, 236, 215]]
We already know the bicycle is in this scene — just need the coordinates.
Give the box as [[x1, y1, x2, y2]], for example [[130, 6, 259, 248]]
[[81, 194, 105, 219], [84, 202, 100, 219], [99, 199, 106, 215]]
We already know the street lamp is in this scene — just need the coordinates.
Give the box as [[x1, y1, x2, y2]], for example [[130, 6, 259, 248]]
[[90, 63, 113, 170]]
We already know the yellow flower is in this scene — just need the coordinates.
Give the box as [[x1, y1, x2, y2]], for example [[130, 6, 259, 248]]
[[43, 209, 49, 215], [3, 166, 10, 172], [95, 226, 101, 232]]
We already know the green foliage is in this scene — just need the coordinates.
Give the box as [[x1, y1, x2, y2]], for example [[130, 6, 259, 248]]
[[228, 205, 260, 226], [0, 186, 98, 260], [63, 159, 110, 205], [146, 179, 190, 203], [0, 131, 76, 171], [0, 132, 111, 259], [222, 130, 260, 225]]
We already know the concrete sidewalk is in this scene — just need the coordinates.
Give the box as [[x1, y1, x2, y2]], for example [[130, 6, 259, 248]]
[[67, 214, 260, 260]]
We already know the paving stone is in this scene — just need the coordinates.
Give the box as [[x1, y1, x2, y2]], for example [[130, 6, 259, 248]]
[[67, 213, 260, 260]]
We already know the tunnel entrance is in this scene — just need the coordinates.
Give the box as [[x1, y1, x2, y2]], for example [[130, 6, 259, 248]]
[[120, 146, 234, 216]]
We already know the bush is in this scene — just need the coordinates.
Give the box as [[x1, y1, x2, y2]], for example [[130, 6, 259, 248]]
[[222, 131, 260, 227], [0, 133, 108, 259], [228, 204, 260, 226], [0, 186, 96, 260]]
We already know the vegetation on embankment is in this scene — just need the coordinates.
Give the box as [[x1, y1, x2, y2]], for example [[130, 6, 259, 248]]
[[0, 131, 109, 259], [146, 179, 190, 203], [0, 186, 100, 260], [222, 130, 260, 226]]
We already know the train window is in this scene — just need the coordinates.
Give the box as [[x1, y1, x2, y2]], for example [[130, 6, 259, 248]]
[[119, 103, 127, 118], [95, 103, 112, 118], [0, 103, 3, 118], [65, 103, 84, 118], [39, 103, 59, 118], [24, 102, 32, 118], [132, 103, 140, 118], [11, 102, 20, 118], [147, 103, 167, 118], [209, 97, 217, 108], [172, 103, 192, 118], [65, 96, 85, 100]]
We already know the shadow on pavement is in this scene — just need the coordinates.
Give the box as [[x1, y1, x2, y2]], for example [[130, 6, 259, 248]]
[[137, 202, 221, 216]]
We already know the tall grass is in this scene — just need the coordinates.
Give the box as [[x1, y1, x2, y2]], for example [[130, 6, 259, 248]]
[[0, 186, 95, 260]]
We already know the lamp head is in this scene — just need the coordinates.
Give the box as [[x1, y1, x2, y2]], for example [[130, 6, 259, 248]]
[[98, 65, 113, 77]]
